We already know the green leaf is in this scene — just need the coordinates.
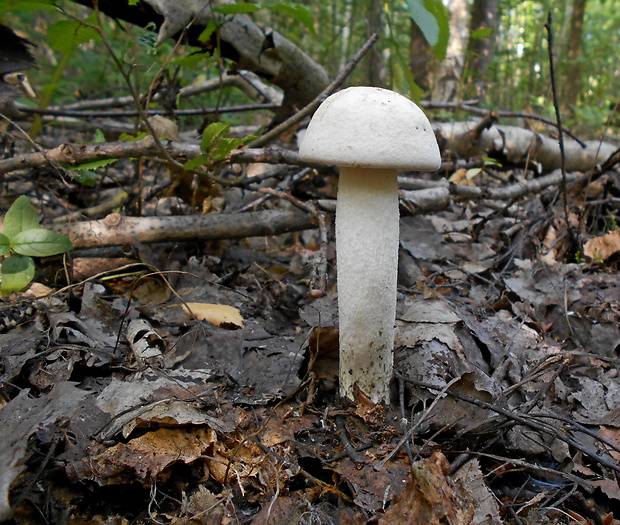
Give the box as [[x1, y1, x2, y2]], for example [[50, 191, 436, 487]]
[[0, 0, 57, 13], [137, 29, 159, 52], [0, 233, 10, 256], [267, 3, 316, 34], [185, 123, 255, 169], [93, 129, 106, 143], [3, 196, 40, 239], [483, 157, 502, 168], [173, 51, 215, 69], [74, 170, 98, 186], [47, 20, 100, 54], [210, 137, 246, 162], [200, 122, 233, 152], [405, 0, 450, 60], [12, 229, 73, 257], [1, 255, 36, 295], [184, 154, 210, 171], [199, 20, 219, 43], [119, 131, 148, 142], [215, 2, 261, 15], [70, 158, 118, 170], [471, 27, 493, 40]]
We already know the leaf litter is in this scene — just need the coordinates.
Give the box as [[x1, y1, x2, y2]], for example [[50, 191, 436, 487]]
[[2, 152, 620, 524]]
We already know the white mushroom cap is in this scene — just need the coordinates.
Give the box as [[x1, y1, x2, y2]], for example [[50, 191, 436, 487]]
[[299, 86, 440, 170]]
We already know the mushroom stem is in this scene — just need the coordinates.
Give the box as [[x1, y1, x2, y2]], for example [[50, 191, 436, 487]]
[[336, 167, 399, 404]]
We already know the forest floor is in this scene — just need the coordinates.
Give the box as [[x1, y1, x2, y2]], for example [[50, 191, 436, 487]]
[[1, 119, 620, 525]]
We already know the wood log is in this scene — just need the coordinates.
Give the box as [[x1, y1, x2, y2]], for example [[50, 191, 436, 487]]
[[50, 209, 316, 249]]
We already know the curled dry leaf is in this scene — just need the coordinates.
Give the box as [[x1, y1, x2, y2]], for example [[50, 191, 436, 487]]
[[178, 302, 244, 329], [127, 319, 165, 366]]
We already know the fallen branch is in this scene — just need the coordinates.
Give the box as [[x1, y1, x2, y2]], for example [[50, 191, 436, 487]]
[[24, 70, 283, 112], [0, 138, 306, 176], [18, 103, 280, 119], [50, 209, 316, 249], [424, 101, 586, 147], [398, 169, 584, 203], [1, 129, 614, 245], [3, 120, 615, 178], [434, 121, 616, 172], [72, 0, 329, 124]]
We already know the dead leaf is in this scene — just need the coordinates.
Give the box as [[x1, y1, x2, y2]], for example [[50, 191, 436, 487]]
[[584, 230, 620, 262], [148, 115, 179, 140], [177, 322, 305, 403], [449, 167, 481, 186], [452, 459, 503, 524], [0, 382, 89, 521], [426, 372, 495, 433], [250, 497, 304, 525], [333, 459, 410, 512], [127, 319, 166, 366], [94, 371, 238, 440], [180, 303, 244, 329], [67, 427, 217, 485], [379, 452, 475, 524]]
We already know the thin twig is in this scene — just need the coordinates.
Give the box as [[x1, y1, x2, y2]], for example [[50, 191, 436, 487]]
[[246, 33, 380, 148], [402, 375, 620, 474], [375, 377, 460, 471], [18, 103, 280, 118], [336, 417, 366, 468], [468, 451, 592, 492], [545, 12, 578, 254]]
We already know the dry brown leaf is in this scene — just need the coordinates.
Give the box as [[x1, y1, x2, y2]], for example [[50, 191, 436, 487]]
[[449, 168, 481, 186], [67, 428, 217, 485], [334, 459, 410, 513], [180, 302, 244, 329], [452, 459, 503, 524], [148, 115, 179, 140], [249, 497, 304, 525], [583, 230, 620, 261], [379, 452, 475, 524]]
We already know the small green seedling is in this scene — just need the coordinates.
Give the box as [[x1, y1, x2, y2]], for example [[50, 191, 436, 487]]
[[184, 122, 255, 170], [0, 196, 73, 295]]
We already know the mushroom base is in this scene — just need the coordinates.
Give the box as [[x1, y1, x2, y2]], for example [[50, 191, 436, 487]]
[[336, 167, 399, 404]]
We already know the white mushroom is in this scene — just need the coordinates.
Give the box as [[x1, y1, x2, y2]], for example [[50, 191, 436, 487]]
[[299, 86, 440, 404]]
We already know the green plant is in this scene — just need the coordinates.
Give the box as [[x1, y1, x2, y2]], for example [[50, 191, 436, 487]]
[[0, 196, 73, 295], [184, 122, 255, 170]]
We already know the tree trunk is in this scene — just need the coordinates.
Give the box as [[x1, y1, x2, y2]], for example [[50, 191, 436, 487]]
[[409, 20, 434, 93], [365, 0, 385, 86], [465, 0, 499, 99], [563, 0, 587, 109], [431, 0, 469, 102]]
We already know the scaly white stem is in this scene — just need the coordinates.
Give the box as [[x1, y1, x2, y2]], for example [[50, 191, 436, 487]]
[[336, 167, 399, 404]]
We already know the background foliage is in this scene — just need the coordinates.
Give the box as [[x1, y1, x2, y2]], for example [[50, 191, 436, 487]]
[[1, 0, 619, 138]]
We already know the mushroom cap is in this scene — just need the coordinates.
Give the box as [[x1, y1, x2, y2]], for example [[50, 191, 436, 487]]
[[299, 86, 441, 171]]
